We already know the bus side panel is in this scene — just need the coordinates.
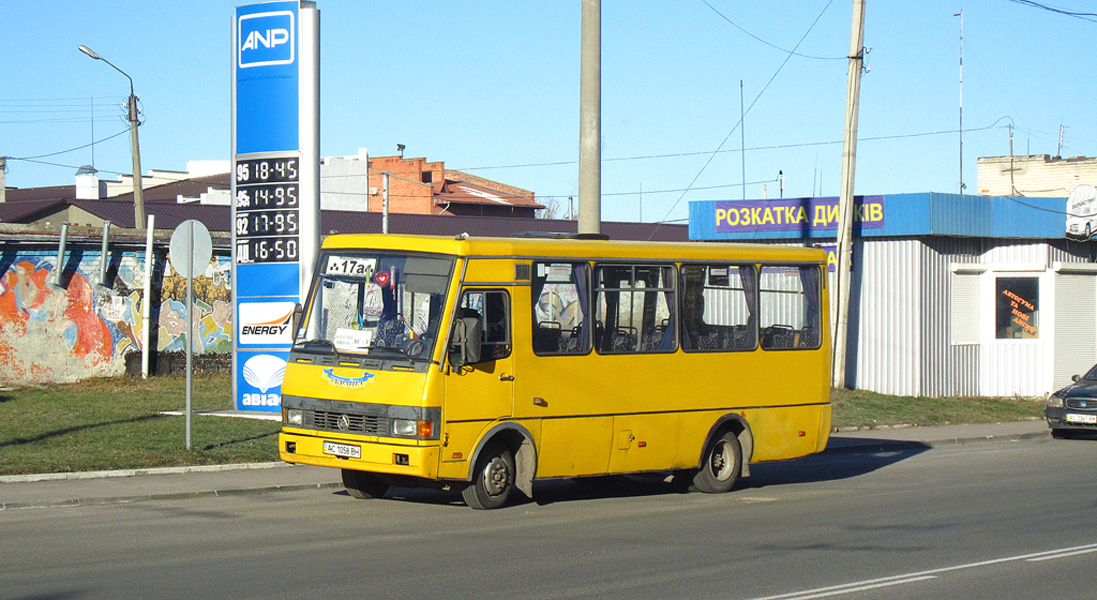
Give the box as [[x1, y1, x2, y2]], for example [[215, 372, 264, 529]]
[[537, 417, 613, 477], [437, 421, 489, 479], [746, 405, 827, 463], [608, 414, 688, 473]]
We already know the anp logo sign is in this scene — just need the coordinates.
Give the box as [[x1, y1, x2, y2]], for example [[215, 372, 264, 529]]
[[238, 10, 295, 69]]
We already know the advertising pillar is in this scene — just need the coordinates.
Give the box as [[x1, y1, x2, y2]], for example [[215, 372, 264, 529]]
[[231, 1, 320, 412]]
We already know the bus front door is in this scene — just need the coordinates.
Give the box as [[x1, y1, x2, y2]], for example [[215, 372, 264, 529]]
[[443, 289, 515, 460]]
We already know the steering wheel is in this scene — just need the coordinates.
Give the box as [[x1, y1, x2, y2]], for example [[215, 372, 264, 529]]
[[405, 339, 426, 358]]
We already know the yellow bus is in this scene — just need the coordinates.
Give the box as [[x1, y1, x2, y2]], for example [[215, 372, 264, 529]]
[[279, 233, 831, 509]]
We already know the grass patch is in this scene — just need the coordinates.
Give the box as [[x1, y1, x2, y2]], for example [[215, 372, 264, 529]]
[[0, 374, 1047, 475], [0, 374, 280, 476], [831, 388, 1045, 429]]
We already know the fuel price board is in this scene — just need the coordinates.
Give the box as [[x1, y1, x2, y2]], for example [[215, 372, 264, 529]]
[[234, 155, 300, 264]]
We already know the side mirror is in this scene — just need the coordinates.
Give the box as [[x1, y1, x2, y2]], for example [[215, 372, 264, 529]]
[[291, 303, 304, 341], [448, 316, 482, 367], [1073, 374, 1081, 383]]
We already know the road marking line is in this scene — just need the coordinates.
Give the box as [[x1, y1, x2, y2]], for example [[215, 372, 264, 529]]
[[1026, 546, 1097, 562], [753, 576, 938, 600], [745, 542, 1097, 600]]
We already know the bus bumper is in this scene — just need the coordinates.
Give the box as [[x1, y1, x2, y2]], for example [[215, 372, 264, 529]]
[[279, 430, 439, 480]]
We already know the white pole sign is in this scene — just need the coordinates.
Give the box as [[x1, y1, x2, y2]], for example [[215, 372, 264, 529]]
[[231, 0, 320, 412]]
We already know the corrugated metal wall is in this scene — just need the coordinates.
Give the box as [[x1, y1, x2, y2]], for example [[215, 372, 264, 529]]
[[847, 239, 923, 396], [922, 237, 981, 397], [799, 236, 1095, 398], [1054, 275, 1096, 388]]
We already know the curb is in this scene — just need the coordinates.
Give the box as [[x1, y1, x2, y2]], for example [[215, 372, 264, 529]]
[[0, 481, 343, 511], [0, 461, 291, 484], [825, 430, 1050, 454]]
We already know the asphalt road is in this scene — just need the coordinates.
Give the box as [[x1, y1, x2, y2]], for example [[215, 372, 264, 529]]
[[3, 435, 1095, 600]]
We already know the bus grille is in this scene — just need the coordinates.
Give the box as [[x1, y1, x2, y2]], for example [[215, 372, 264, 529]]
[[306, 410, 387, 436]]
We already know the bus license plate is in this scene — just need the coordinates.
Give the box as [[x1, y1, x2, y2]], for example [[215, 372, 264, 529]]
[[323, 441, 362, 459]]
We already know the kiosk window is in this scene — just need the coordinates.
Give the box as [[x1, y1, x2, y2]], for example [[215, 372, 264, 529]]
[[996, 277, 1039, 339]]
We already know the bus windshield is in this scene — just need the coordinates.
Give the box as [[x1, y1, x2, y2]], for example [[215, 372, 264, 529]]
[[296, 251, 455, 361]]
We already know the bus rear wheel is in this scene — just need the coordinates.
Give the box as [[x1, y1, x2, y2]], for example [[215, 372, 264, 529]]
[[462, 443, 515, 510], [692, 431, 742, 494], [341, 469, 390, 499]]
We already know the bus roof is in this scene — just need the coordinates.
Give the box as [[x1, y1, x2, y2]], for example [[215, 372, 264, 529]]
[[321, 233, 826, 264]]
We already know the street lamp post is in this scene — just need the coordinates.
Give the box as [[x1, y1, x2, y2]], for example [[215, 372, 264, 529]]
[[79, 45, 145, 231]]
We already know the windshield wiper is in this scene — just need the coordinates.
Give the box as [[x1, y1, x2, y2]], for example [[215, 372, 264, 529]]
[[295, 339, 338, 357], [367, 345, 417, 361]]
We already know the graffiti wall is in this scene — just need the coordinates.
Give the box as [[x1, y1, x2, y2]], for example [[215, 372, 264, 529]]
[[0, 244, 232, 386]]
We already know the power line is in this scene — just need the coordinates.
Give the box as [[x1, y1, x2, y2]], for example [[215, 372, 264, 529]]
[[701, 0, 845, 60], [648, 0, 837, 239], [460, 122, 1012, 174], [8, 128, 130, 161], [1004, 0, 1097, 22]]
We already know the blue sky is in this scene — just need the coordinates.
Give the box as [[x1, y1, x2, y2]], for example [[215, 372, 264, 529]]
[[3, 1, 1095, 223]]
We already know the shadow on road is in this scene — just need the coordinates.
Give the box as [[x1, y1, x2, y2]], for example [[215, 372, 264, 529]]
[[741, 441, 930, 490], [357, 439, 931, 509]]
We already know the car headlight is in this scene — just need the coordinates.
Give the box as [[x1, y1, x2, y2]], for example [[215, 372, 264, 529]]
[[1047, 394, 1064, 408], [284, 408, 304, 426]]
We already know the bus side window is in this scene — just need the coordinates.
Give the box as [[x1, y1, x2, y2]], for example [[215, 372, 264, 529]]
[[532, 262, 592, 355], [759, 265, 821, 350], [594, 264, 677, 354], [681, 265, 757, 352]]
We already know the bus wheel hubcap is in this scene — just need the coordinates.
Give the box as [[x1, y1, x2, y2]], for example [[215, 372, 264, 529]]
[[484, 457, 509, 496], [711, 442, 732, 480]]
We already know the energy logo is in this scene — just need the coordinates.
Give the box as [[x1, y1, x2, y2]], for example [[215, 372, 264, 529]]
[[238, 10, 295, 69], [239, 302, 296, 345]]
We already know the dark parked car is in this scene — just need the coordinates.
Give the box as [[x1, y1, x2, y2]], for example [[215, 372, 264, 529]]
[[1046, 365, 1097, 438]]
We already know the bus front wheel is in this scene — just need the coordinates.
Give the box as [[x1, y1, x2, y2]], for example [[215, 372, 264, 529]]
[[342, 469, 390, 500], [692, 431, 742, 494], [462, 443, 515, 510]]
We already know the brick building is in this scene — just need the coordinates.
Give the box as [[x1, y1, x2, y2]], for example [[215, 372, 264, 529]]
[[977, 154, 1097, 197]]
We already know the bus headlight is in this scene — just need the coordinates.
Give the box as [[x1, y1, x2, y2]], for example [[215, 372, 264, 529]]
[[393, 419, 433, 438], [285, 408, 304, 426]]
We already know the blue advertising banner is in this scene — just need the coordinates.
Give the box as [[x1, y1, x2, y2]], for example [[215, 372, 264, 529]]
[[712, 196, 885, 234]]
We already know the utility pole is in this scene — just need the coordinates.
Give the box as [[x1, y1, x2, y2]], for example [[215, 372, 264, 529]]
[[79, 45, 145, 231], [740, 80, 746, 200], [578, 0, 601, 235], [0, 157, 6, 204], [833, 0, 866, 389], [382, 171, 390, 234], [955, 10, 964, 193]]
